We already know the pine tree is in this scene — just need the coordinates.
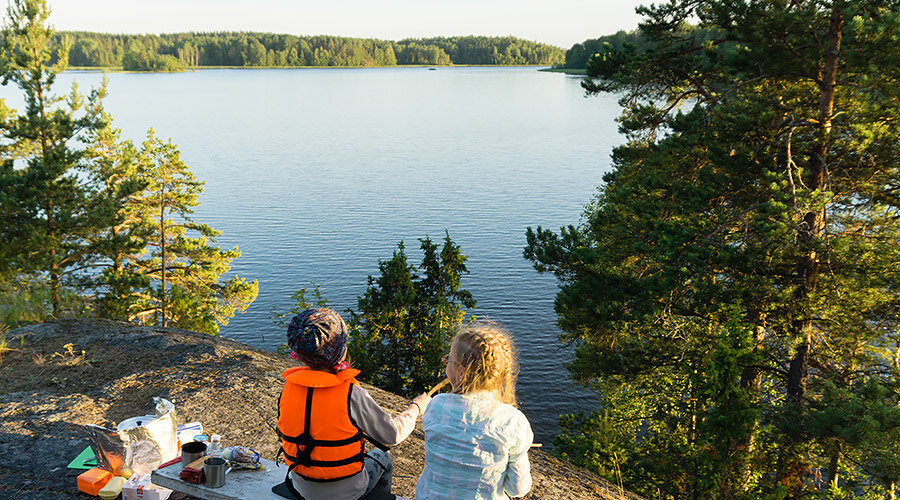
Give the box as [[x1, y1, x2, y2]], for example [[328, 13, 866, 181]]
[[0, 0, 106, 313], [122, 130, 258, 334], [525, 1, 900, 497], [82, 110, 148, 320]]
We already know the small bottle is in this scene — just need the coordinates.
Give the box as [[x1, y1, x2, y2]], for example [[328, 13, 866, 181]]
[[208, 434, 223, 457]]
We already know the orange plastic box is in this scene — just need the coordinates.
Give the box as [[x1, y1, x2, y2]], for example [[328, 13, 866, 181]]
[[77, 467, 112, 496]]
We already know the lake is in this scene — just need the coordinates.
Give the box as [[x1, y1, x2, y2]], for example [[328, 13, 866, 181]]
[[1, 66, 623, 444]]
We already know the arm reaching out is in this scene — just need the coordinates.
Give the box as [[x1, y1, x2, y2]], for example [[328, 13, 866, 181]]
[[350, 386, 428, 446]]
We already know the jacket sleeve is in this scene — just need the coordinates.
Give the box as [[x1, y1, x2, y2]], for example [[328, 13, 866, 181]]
[[349, 384, 419, 446], [503, 412, 534, 498]]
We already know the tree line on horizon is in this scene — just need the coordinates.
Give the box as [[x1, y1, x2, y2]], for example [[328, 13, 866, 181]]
[[561, 29, 651, 69], [51, 32, 564, 71]]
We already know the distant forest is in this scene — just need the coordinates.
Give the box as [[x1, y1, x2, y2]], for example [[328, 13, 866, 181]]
[[53, 32, 565, 70], [562, 29, 650, 69]]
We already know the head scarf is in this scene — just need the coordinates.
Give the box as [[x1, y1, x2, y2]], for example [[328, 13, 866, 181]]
[[286, 308, 349, 370]]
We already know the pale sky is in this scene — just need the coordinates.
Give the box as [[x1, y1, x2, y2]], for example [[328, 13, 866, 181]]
[[46, 0, 649, 48]]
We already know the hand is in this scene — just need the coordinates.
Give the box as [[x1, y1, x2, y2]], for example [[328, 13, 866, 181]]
[[412, 392, 432, 416]]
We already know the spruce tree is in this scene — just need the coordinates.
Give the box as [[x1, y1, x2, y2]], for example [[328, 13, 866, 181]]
[[349, 233, 476, 396]]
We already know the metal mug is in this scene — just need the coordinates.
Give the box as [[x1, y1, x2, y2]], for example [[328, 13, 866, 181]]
[[203, 456, 227, 488], [181, 441, 207, 467]]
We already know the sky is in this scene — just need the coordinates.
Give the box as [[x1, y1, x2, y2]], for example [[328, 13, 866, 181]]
[[47, 0, 649, 49]]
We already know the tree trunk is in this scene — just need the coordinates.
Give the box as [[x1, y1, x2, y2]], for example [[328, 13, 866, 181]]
[[788, 0, 842, 405], [160, 173, 167, 328], [50, 253, 60, 314], [34, 42, 59, 315], [736, 320, 766, 492], [827, 447, 840, 489], [782, 2, 843, 486], [48, 199, 59, 314]]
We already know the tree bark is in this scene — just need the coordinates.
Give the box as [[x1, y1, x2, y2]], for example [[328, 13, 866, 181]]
[[160, 167, 167, 328], [827, 446, 840, 489], [736, 320, 766, 492], [786, 0, 843, 413], [782, 2, 843, 487]]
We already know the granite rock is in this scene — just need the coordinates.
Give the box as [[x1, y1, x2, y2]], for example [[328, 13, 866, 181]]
[[0, 320, 638, 499]]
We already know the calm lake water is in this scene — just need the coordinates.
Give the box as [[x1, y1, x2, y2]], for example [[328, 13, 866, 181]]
[[1, 67, 623, 444]]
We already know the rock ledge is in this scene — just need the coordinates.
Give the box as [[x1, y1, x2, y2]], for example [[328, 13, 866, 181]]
[[0, 320, 636, 499]]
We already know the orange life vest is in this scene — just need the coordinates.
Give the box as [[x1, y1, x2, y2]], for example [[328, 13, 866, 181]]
[[277, 367, 366, 482]]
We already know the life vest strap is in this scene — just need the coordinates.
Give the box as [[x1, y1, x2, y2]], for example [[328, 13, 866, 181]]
[[282, 386, 365, 473], [279, 428, 363, 448], [282, 448, 367, 468]]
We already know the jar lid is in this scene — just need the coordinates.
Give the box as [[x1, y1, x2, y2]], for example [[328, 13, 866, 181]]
[[211, 434, 221, 442], [193, 434, 208, 442]]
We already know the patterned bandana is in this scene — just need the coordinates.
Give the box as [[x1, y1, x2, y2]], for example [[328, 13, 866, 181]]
[[286, 308, 349, 369]]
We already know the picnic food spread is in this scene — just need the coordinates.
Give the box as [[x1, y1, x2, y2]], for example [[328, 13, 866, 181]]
[[72, 398, 263, 498]]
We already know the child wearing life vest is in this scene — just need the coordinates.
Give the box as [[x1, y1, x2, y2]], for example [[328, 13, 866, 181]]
[[277, 308, 431, 500], [416, 323, 534, 500]]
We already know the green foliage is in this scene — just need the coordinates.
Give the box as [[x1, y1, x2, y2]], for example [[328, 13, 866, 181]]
[[0, 273, 88, 329], [562, 30, 652, 69], [122, 49, 185, 72], [349, 233, 475, 397], [99, 130, 259, 334], [0, 0, 106, 314], [48, 32, 564, 69], [270, 283, 330, 331], [526, 1, 900, 497], [270, 283, 330, 357], [806, 380, 900, 488], [82, 110, 148, 321], [555, 411, 629, 484], [0, 1, 258, 335]]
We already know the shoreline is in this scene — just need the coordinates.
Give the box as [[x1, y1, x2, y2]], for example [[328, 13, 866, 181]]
[[538, 67, 587, 74], [65, 64, 556, 73]]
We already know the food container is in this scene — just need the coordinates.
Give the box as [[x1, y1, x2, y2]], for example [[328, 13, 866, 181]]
[[175, 422, 202, 447], [99, 476, 126, 499], [77, 467, 112, 496], [86, 398, 178, 476], [116, 415, 158, 431]]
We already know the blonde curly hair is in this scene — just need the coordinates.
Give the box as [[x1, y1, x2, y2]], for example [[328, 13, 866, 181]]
[[450, 323, 519, 406]]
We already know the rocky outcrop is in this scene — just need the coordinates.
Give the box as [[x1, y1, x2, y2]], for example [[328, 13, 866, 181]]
[[0, 320, 638, 499]]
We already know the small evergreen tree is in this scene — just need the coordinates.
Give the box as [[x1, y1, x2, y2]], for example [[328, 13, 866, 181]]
[[116, 130, 258, 334], [349, 233, 475, 397]]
